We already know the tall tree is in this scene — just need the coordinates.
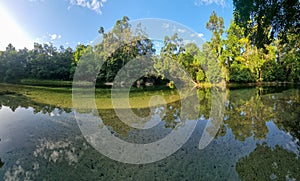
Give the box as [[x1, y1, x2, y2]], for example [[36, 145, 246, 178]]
[[206, 11, 227, 82], [97, 16, 155, 82], [206, 11, 225, 59], [233, 0, 300, 48], [0, 44, 28, 82]]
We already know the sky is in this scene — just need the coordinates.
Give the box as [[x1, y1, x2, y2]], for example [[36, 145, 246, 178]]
[[0, 0, 234, 51]]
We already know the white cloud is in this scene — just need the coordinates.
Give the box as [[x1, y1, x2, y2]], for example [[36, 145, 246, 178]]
[[49, 33, 62, 40], [190, 33, 204, 38], [197, 33, 204, 38], [178, 28, 186, 33], [35, 33, 62, 44], [50, 34, 57, 40], [194, 0, 226, 7], [69, 0, 107, 14], [162, 23, 170, 29], [183, 40, 196, 45]]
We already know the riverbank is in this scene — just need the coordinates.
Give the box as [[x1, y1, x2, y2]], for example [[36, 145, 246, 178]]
[[18, 79, 300, 89], [0, 83, 181, 110]]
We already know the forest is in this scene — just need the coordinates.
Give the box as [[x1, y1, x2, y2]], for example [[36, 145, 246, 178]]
[[0, 0, 299, 85]]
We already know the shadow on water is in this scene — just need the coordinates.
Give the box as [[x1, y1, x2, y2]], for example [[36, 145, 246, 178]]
[[0, 139, 3, 169], [0, 139, 4, 169], [0, 159, 3, 169]]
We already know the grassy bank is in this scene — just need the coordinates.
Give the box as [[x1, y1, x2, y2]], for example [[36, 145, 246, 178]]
[[0, 83, 181, 110], [2, 80, 297, 110], [20, 79, 73, 87]]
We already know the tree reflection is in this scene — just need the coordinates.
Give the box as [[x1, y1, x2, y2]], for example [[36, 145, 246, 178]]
[[99, 108, 134, 136], [197, 89, 212, 119], [0, 92, 71, 114], [1, 85, 299, 147], [236, 143, 300, 181], [0, 158, 4, 168], [221, 87, 299, 143], [272, 89, 300, 146], [98, 99, 184, 136], [224, 88, 270, 141]]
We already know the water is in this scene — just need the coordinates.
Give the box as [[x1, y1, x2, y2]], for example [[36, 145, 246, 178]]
[[0, 86, 299, 180]]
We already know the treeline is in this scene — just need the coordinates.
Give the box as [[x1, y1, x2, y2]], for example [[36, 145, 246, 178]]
[[0, 0, 299, 85], [0, 43, 74, 82]]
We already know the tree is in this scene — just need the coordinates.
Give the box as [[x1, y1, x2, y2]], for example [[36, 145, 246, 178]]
[[233, 0, 300, 48], [224, 22, 254, 83], [206, 11, 225, 59], [70, 44, 88, 79], [206, 11, 227, 82], [0, 44, 28, 82], [177, 43, 206, 84], [155, 33, 204, 86], [280, 31, 300, 82], [97, 16, 155, 83], [26, 43, 73, 80]]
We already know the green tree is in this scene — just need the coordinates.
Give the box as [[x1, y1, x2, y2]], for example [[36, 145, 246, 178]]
[[233, 0, 300, 48], [26, 43, 73, 80], [0, 44, 28, 82], [155, 33, 186, 84], [280, 32, 300, 82], [223, 22, 255, 82], [206, 11, 227, 82], [70, 44, 88, 79], [97, 16, 155, 83], [198, 42, 223, 83]]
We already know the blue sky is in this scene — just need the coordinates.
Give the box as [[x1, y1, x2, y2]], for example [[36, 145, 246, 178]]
[[0, 0, 233, 51]]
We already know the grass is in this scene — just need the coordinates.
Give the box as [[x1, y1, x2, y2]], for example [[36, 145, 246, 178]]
[[0, 83, 182, 110], [20, 79, 73, 87]]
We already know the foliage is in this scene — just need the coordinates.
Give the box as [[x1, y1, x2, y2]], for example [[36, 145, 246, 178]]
[[20, 79, 73, 87], [205, 11, 227, 82], [233, 0, 300, 48], [97, 16, 156, 83], [236, 144, 300, 181], [0, 11, 299, 85], [0, 43, 73, 83]]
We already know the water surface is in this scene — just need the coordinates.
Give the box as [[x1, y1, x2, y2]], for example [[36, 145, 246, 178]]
[[0, 85, 299, 180]]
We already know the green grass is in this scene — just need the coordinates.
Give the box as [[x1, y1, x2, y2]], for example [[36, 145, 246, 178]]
[[20, 79, 73, 87], [0, 83, 181, 110]]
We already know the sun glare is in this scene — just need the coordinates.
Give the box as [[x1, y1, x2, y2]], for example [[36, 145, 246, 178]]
[[0, 4, 33, 51]]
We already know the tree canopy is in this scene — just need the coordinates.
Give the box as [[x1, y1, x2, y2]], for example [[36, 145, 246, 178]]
[[233, 0, 300, 48], [0, 8, 299, 85]]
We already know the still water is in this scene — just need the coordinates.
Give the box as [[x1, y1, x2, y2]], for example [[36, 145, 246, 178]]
[[0, 85, 299, 180]]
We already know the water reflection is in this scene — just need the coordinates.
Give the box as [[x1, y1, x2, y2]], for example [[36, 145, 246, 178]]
[[0, 86, 299, 180], [236, 143, 300, 180], [33, 137, 86, 165], [3, 137, 89, 181], [223, 89, 271, 141], [220, 88, 300, 147], [0, 159, 3, 169], [0, 91, 71, 115], [0, 138, 3, 169]]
